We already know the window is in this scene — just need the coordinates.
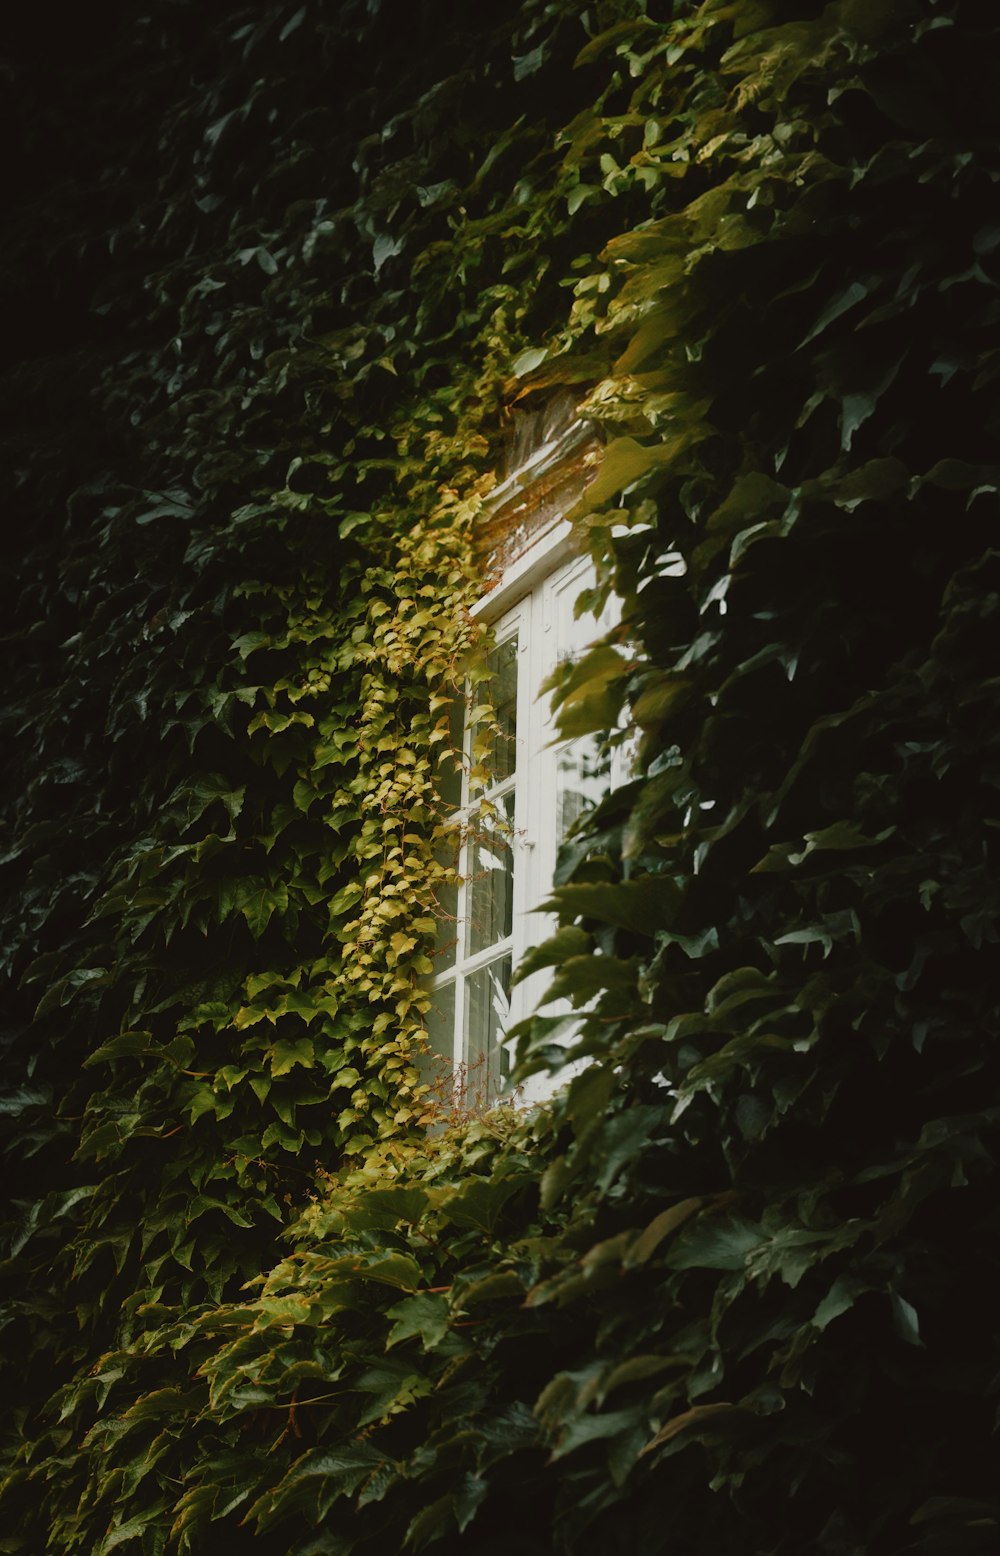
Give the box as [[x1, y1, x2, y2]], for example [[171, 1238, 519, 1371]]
[[424, 518, 621, 1107]]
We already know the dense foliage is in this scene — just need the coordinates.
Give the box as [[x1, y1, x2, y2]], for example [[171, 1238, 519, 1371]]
[[2, 0, 998, 1552]]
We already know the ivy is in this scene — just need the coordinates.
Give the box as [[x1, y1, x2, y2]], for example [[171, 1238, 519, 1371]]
[[3, 1, 1000, 1553]]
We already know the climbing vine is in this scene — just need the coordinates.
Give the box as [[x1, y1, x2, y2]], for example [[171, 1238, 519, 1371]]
[[2, 1, 999, 1553]]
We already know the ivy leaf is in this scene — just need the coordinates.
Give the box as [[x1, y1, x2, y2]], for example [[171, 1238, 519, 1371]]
[[120, 1387, 198, 1422], [443, 1176, 527, 1236], [799, 277, 876, 346], [512, 925, 591, 986], [356, 1356, 431, 1425], [359, 1254, 423, 1291], [183, 774, 247, 825], [459, 1270, 525, 1305], [238, 878, 289, 937], [625, 1198, 704, 1266], [84, 1031, 153, 1066], [539, 952, 639, 1006], [510, 344, 548, 377], [101, 1516, 162, 1553], [512, 42, 546, 80], [575, 18, 656, 66], [813, 1274, 869, 1331], [267, 1038, 315, 1076], [329, 881, 363, 917], [640, 1403, 745, 1456], [0, 1085, 52, 1114], [550, 1406, 648, 1466], [406, 1495, 456, 1552], [890, 1290, 923, 1347], [542, 877, 680, 936], [263, 1442, 388, 1510], [545, 644, 630, 740], [666, 1214, 763, 1271], [570, 436, 673, 515], [385, 1292, 450, 1351]]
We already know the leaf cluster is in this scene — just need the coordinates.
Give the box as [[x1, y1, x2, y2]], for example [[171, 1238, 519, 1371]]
[[2, 2, 999, 1554]]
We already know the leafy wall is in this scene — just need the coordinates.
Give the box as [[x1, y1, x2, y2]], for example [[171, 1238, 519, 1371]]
[[2, 1, 999, 1552]]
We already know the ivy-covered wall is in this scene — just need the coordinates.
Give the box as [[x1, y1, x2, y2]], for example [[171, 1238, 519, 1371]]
[[2, 2, 998, 1552]]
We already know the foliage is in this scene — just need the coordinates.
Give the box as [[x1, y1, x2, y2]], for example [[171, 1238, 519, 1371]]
[[2, 0, 999, 1553]]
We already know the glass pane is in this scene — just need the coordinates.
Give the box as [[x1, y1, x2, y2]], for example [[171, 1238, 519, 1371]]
[[465, 789, 515, 957], [424, 979, 456, 1063], [419, 979, 457, 1102], [463, 953, 512, 1102], [473, 634, 518, 789], [555, 735, 609, 845], [435, 694, 465, 810], [433, 826, 462, 971]]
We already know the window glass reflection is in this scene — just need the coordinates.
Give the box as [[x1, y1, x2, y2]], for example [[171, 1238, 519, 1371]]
[[476, 634, 518, 788], [466, 790, 515, 957], [556, 736, 609, 844], [464, 953, 512, 1097]]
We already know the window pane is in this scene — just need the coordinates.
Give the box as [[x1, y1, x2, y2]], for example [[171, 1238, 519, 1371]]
[[435, 694, 465, 810], [556, 735, 609, 845], [474, 634, 518, 789], [419, 979, 457, 1104], [465, 789, 515, 957], [463, 953, 512, 1101], [433, 827, 462, 971], [425, 979, 456, 1061]]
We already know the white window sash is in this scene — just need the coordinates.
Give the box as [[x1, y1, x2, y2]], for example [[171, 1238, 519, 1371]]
[[428, 543, 622, 1103]]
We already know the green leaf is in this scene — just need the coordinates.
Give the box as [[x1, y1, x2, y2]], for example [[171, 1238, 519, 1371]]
[[570, 436, 673, 514], [551, 1406, 647, 1462], [575, 18, 656, 66], [406, 1495, 455, 1552], [359, 1253, 423, 1291], [385, 1292, 450, 1350], [183, 773, 247, 825], [799, 278, 875, 345], [640, 1403, 745, 1456], [346, 1187, 430, 1230], [631, 674, 691, 731], [268, 1037, 315, 1076], [813, 1274, 868, 1331], [101, 1517, 159, 1553], [540, 952, 638, 1005], [459, 1270, 525, 1305], [890, 1290, 923, 1347], [667, 1214, 763, 1271], [542, 877, 680, 936], [239, 877, 289, 937], [512, 346, 548, 377], [329, 881, 364, 917], [0, 1085, 50, 1115], [444, 1175, 526, 1236], [513, 925, 592, 986], [84, 1031, 153, 1066], [626, 1198, 704, 1266], [602, 1354, 687, 1396], [121, 1387, 197, 1422], [268, 1442, 388, 1504], [545, 644, 630, 741]]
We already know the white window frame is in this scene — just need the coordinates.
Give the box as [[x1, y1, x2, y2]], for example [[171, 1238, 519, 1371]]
[[424, 515, 621, 1106]]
